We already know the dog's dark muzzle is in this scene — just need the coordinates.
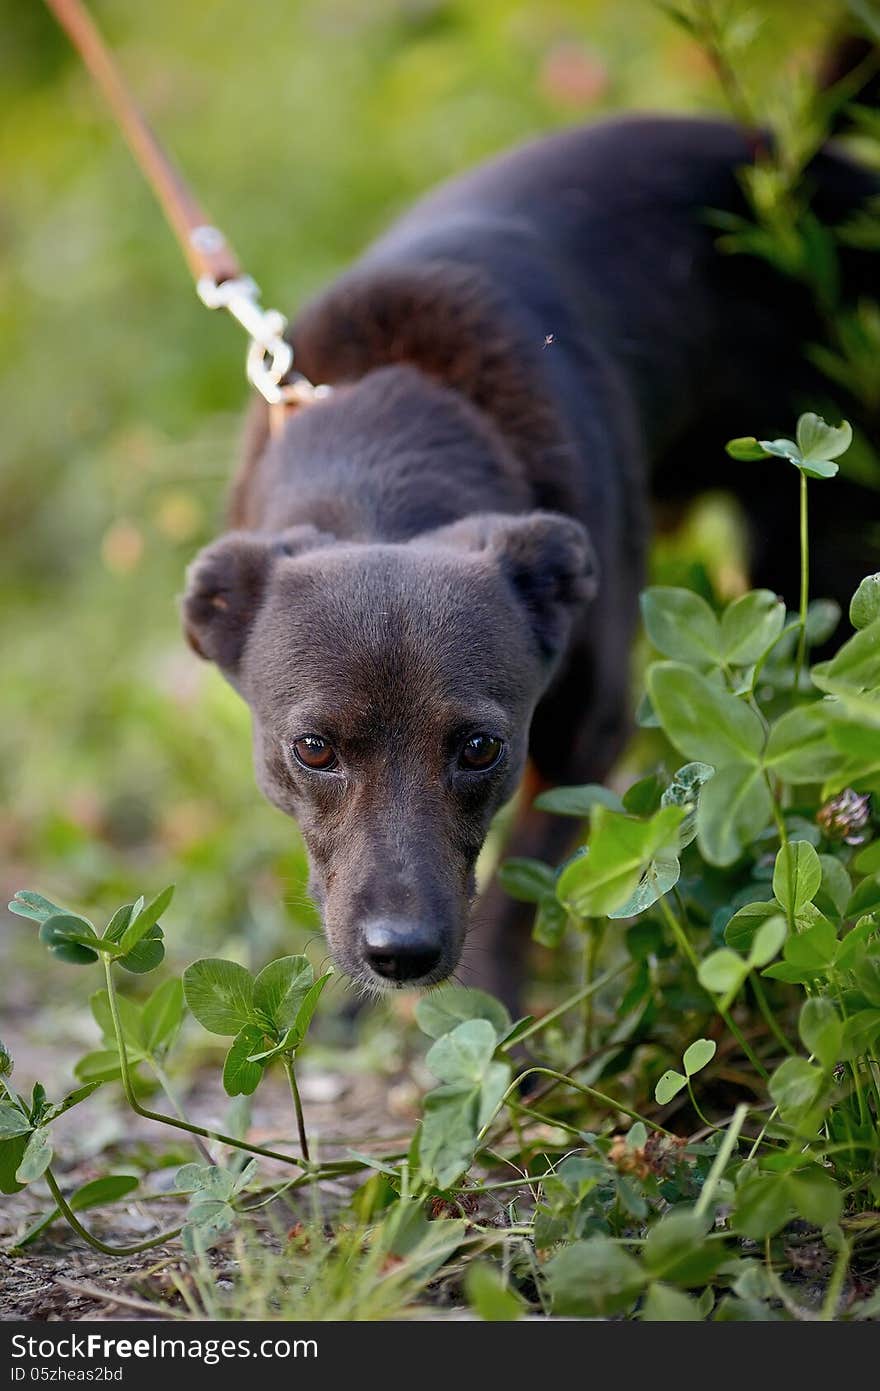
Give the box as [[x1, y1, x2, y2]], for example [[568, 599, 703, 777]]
[[360, 917, 445, 984]]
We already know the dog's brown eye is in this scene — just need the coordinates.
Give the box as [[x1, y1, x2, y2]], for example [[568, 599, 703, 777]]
[[292, 735, 338, 772], [458, 734, 503, 772]]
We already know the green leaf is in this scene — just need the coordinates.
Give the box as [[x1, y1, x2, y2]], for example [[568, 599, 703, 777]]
[[252, 956, 313, 1031], [764, 702, 842, 783], [799, 998, 843, 1069], [654, 1070, 687, 1105], [39, 914, 100, 962], [696, 762, 771, 866], [768, 1056, 825, 1121], [806, 599, 841, 647], [38, 914, 96, 946], [0, 1135, 29, 1195], [497, 858, 556, 903], [607, 759, 711, 913], [735, 1161, 843, 1239], [640, 588, 721, 666], [30, 1083, 47, 1123], [773, 841, 822, 915], [622, 772, 664, 815], [415, 987, 511, 1043], [796, 412, 852, 465], [182, 959, 255, 1035], [557, 803, 683, 919], [117, 924, 165, 974], [247, 973, 334, 1060], [0, 1102, 32, 1139], [7, 891, 70, 924], [41, 1083, 101, 1125], [841, 1009, 880, 1057], [532, 784, 624, 817], [142, 978, 185, 1053], [546, 1237, 646, 1317], [733, 1172, 794, 1241], [642, 1210, 724, 1285], [16, 1127, 53, 1183], [759, 436, 801, 466], [789, 1166, 843, 1228], [117, 885, 174, 955], [103, 902, 136, 943], [846, 876, 880, 920], [661, 761, 715, 848], [90, 989, 145, 1053], [756, 414, 850, 479], [726, 436, 770, 462], [720, 590, 786, 666], [747, 915, 787, 968], [816, 855, 852, 917], [478, 1060, 512, 1129], [648, 662, 765, 766], [607, 851, 680, 918], [725, 901, 780, 954], [70, 1173, 139, 1212], [855, 948, 880, 1006], [99, 902, 164, 973], [854, 840, 880, 875], [851, 573, 880, 631], [698, 948, 748, 998], [683, 1038, 716, 1077], [288, 970, 333, 1044], [74, 1050, 125, 1084], [425, 1019, 497, 1086], [222, 1026, 267, 1097], [420, 1084, 481, 1188], [48, 940, 101, 966], [465, 1262, 523, 1321], [419, 1079, 481, 1190], [533, 894, 568, 947], [812, 619, 880, 695], [641, 1284, 704, 1320], [763, 916, 838, 984]]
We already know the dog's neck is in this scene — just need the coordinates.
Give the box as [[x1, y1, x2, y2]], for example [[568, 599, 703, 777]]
[[230, 260, 577, 539], [231, 360, 534, 542]]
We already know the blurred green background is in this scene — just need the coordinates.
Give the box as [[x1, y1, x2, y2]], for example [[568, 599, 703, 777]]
[[0, 0, 848, 1008]]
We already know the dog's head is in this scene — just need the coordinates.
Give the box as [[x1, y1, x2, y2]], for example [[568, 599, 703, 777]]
[[182, 512, 596, 990]]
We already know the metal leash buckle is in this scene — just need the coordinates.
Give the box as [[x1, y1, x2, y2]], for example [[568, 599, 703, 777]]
[[196, 272, 297, 405]]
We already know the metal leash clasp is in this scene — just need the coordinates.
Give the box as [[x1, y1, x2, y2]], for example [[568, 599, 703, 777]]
[[196, 273, 291, 403], [196, 272, 330, 414]]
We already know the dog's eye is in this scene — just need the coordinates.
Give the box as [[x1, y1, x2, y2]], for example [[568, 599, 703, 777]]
[[292, 735, 338, 772], [458, 733, 504, 772]]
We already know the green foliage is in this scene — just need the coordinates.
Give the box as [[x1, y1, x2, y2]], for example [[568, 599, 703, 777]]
[[654, 1037, 716, 1104], [727, 413, 853, 479], [182, 954, 331, 1096]]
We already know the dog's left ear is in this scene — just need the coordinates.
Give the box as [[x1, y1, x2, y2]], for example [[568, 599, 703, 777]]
[[429, 510, 599, 664]]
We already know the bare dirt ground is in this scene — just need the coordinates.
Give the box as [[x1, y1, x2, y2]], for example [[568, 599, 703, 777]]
[[1, 993, 416, 1321]]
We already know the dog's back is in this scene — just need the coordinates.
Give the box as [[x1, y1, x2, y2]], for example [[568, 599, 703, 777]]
[[249, 115, 877, 608]]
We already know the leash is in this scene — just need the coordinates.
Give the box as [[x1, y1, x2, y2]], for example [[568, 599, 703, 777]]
[[42, 0, 330, 431]]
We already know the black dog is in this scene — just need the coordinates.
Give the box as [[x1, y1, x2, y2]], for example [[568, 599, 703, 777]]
[[183, 112, 878, 1006]]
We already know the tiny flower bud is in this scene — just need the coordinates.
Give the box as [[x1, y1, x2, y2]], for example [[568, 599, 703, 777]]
[[817, 789, 872, 845]]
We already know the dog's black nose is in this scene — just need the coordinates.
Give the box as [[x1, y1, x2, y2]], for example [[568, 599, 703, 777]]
[[361, 919, 443, 983]]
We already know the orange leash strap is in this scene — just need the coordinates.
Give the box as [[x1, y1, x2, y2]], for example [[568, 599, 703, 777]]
[[43, 0, 326, 420]]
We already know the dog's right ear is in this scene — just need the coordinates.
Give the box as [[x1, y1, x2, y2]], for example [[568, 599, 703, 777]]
[[182, 525, 330, 672]]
